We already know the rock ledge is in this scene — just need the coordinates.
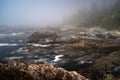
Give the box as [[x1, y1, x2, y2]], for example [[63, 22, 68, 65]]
[[0, 60, 88, 80]]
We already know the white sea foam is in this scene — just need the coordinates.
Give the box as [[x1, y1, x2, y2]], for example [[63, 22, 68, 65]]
[[53, 44, 60, 46], [79, 60, 93, 64], [11, 32, 25, 36], [34, 55, 39, 58], [11, 52, 15, 54], [34, 58, 48, 63], [18, 47, 28, 52], [5, 56, 24, 60], [28, 43, 51, 47], [88, 27, 109, 37], [0, 43, 18, 47], [0, 34, 6, 37], [0, 32, 25, 37], [53, 55, 63, 62], [70, 35, 76, 38]]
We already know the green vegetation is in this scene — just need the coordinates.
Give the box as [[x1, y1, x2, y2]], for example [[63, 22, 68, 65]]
[[64, 0, 120, 30]]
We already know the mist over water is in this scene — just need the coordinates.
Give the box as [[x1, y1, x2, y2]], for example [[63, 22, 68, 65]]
[[0, 0, 117, 27], [0, 0, 81, 26], [0, 1, 120, 80]]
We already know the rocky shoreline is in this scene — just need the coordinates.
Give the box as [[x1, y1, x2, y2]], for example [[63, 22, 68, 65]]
[[0, 60, 87, 80], [24, 28, 120, 80], [1, 28, 120, 80]]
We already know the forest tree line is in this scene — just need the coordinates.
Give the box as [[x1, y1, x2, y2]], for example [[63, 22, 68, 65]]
[[64, 0, 120, 30]]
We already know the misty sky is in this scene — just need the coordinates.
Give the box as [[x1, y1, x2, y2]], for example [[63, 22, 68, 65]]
[[0, 0, 115, 27]]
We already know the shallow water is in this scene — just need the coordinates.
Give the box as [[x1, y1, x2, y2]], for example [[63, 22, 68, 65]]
[[0, 32, 30, 57], [0, 31, 63, 65]]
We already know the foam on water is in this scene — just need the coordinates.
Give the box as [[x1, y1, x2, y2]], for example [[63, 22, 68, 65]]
[[34, 58, 48, 63], [28, 43, 52, 47], [0, 43, 19, 47], [11, 32, 25, 36], [5, 56, 24, 60], [0, 32, 25, 38], [79, 60, 93, 64], [53, 55, 64, 62]]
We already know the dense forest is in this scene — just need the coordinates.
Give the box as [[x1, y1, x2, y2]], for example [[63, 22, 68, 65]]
[[64, 0, 120, 30]]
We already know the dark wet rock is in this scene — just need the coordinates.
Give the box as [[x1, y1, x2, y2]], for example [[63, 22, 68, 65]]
[[0, 57, 8, 64], [0, 60, 88, 80], [74, 53, 100, 61], [57, 38, 120, 53], [78, 67, 120, 80], [64, 51, 80, 58], [94, 51, 120, 69], [57, 50, 120, 80], [27, 32, 60, 44], [79, 69, 104, 80], [77, 51, 120, 80], [26, 45, 47, 54], [26, 46, 40, 52], [22, 30, 120, 80]]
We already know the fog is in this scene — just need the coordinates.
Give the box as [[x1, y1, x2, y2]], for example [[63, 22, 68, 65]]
[[0, 0, 116, 27]]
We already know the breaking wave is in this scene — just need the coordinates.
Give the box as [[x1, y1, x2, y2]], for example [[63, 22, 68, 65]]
[[0, 32, 25, 37], [28, 43, 52, 47], [0, 43, 19, 47], [5, 56, 24, 60]]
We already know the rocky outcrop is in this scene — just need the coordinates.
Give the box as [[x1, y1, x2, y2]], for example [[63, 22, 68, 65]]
[[27, 32, 60, 44], [24, 30, 120, 80], [95, 51, 120, 69], [0, 60, 88, 80], [57, 38, 120, 52]]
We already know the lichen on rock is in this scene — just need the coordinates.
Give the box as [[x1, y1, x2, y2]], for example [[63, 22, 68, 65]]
[[0, 60, 88, 80]]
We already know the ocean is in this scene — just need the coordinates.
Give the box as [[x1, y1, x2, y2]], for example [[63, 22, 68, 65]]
[[0, 31, 31, 62], [0, 31, 62, 65]]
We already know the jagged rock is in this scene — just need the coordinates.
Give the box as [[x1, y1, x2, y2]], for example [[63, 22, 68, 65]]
[[0, 60, 88, 80], [57, 38, 120, 53], [95, 51, 120, 69], [81, 27, 119, 39], [27, 32, 60, 44]]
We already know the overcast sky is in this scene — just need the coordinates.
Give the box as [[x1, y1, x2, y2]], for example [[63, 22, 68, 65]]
[[0, 0, 115, 27]]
